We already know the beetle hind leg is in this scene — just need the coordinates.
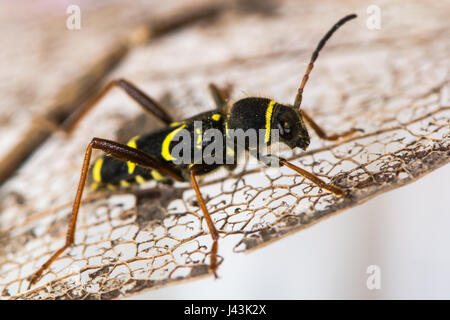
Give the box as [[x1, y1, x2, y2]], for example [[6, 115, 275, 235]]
[[28, 137, 183, 288]]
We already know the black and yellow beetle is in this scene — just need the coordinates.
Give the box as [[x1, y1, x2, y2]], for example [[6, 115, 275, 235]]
[[29, 14, 362, 286]]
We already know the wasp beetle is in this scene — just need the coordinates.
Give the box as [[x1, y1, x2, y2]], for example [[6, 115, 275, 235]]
[[29, 14, 362, 287]]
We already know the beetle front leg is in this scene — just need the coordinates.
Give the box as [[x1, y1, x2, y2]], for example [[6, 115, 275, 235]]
[[301, 110, 363, 141], [255, 152, 347, 197]]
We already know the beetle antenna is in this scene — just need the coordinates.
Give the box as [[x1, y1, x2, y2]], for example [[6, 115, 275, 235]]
[[294, 14, 357, 110]]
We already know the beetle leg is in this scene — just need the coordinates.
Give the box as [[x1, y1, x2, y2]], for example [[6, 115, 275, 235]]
[[189, 165, 220, 278], [208, 83, 232, 113], [63, 78, 174, 133], [301, 110, 364, 141], [279, 157, 347, 196], [253, 152, 347, 197], [28, 137, 183, 288]]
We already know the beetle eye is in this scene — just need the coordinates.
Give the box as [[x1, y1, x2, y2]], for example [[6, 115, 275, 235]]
[[283, 121, 291, 133], [277, 121, 291, 137]]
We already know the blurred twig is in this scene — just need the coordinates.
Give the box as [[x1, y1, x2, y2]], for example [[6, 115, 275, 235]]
[[0, 1, 227, 186]]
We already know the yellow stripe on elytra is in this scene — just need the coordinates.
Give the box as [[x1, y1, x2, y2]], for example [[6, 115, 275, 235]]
[[151, 170, 165, 181], [265, 100, 276, 143], [195, 128, 202, 150], [170, 121, 186, 127], [120, 180, 131, 188], [225, 121, 229, 137], [135, 175, 146, 184], [162, 124, 186, 161], [126, 135, 139, 174], [92, 158, 103, 183], [212, 114, 221, 121], [91, 182, 99, 190]]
